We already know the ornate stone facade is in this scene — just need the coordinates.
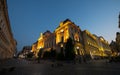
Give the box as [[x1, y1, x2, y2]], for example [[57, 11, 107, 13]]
[[83, 30, 111, 59], [32, 31, 56, 57], [32, 19, 111, 59], [0, 0, 17, 59]]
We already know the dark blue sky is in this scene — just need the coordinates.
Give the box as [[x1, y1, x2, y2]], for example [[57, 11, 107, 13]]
[[7, 0, 120, 51]]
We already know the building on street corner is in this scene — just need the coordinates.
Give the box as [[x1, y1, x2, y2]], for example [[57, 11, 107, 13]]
[[0, 0, 17, 59], [32, 19, 112, 61]]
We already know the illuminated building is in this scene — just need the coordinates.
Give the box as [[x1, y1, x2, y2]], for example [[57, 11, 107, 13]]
[[110, 13, 120, 56], [83, 30, 100, 59], [31, 41, 38, 57], [83, 30, 111, 59], [32, 31, 56, 57], [0, 0, 17, 59], [55, 19, 84, 61], [32, 19, 111, 60], [18, 46, 32, 58], [43, 30, 56, 51], [110, 33, 120, 56], [98, 36, 111, 57]]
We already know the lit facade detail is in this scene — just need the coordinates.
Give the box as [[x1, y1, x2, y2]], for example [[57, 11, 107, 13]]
[[83, 30, 111, 59], [31, 41, 38, 57], [32, 30, 56, 57], [98, 36, 112, 57], [37, 33, 44, 49]]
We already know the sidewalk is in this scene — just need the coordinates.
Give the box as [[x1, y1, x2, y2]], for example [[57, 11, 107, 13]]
[[87, 59, 109, 64]]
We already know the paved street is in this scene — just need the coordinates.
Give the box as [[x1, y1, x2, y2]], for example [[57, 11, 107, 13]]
[[0, 59, 120, 75]]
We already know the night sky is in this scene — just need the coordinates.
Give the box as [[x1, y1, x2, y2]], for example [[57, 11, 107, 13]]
[[7, 0, 120, 51]]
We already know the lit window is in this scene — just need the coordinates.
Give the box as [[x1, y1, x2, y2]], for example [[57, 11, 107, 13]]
[[60, 29, 64, 32]]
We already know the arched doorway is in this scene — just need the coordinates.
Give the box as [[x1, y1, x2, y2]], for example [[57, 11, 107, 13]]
[[74, 43, 85, 63]]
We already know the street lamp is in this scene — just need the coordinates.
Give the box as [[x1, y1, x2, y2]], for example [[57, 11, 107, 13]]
[[76, 46, 80, 55], [60, 43, 64, 53], [61, 44, 63, 47]]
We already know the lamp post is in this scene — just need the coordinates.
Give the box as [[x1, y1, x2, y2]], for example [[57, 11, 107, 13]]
[[60, 43, 64, 54], [76, 46, 84, 63], [76, 46, 81, 63], [76, 46, 80, 55]]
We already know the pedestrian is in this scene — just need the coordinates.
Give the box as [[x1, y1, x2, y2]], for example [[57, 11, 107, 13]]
[[37, 49, 43, 63], [79, 57, 81, 63], [37, 57, 40, 63]]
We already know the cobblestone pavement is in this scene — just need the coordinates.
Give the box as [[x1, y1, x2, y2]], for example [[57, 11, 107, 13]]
[[0, 59, 120, 75]]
